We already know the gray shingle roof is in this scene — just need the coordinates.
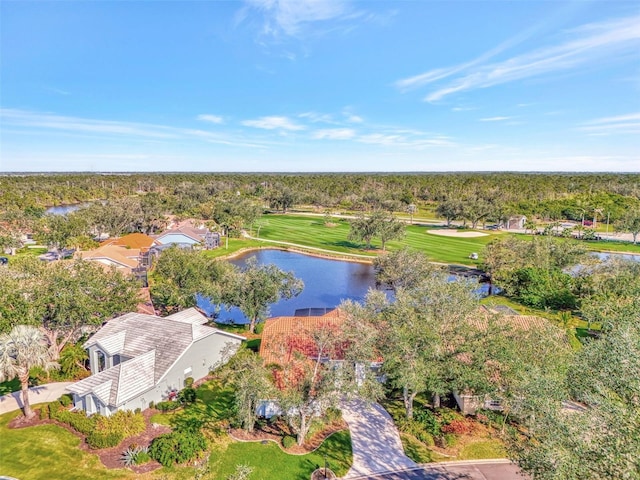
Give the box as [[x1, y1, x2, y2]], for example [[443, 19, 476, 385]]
[[70, 309, 243, 407]]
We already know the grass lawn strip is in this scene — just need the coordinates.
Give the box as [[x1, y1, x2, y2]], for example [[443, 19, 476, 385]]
[[208, 430, 352, 479], [0, 409, 135, 480]]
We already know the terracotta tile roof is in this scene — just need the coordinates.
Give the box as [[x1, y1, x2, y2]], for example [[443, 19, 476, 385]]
[[77, 245, 141, 274], [102, 233, 156, 250], [259, 310, 346, 365]]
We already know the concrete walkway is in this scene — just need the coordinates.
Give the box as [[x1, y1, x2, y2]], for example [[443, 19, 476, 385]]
[[342, 399, 418, 478], [0, 382, 73, 415]]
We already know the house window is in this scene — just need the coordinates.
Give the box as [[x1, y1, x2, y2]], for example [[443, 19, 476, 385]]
[[96, 350, 106, 372], [184, 367, 192, 376]]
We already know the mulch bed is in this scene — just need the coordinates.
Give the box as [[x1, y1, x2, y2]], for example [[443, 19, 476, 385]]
[[229, 418, 348, 454], [8, 407, 171, 474]]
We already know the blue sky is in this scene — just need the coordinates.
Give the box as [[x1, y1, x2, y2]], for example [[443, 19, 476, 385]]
[[1, 0, 638, 172]]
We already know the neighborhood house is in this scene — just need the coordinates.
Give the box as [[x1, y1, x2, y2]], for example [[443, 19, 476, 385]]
[[67, 308, 244, 416]]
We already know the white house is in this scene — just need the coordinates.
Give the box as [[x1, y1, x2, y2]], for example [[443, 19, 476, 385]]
[[67, 308, 243, 416]]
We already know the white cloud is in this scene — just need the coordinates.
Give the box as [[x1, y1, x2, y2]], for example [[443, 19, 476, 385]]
[[0, 108, 267, 148], [479, 116, 512, 122], [396, 14, 640, 102], [242, 115, 305, 130], [197, 114, 224, 124], [579, 112, 640, 135], [243, 0, 353, 36], [299, 111, 335, 123], [312, 128, 356, 140]]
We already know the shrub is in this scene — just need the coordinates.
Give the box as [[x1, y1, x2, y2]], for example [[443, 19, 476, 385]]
[[149, 431, 207, 467], [441, 419, 475, 435], [282, 435, 296, 449], [134, 407, 141, 414], [87, 431, 123, 449], [135, 451, 150, 465], [184, 376, 194, 387], [121, 446, 150, 467], [53, 410, 95, 436], [436, 408, 463, 426], [148, 401, 155, 410], [254, 322, 265, 335], [58, 394, 73, 407], [156, 400, 180, 412], [48, 400, 62, 418], [94, 410, 146, 438], [324, 407, 342, 423], [414, 408, 441, 437], [443, 433, 458, 447], [178, 387, 197, 405], [416, 430, 435, 446]]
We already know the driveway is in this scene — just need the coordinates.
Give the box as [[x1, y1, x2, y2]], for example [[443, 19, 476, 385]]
[[0, 382, 73, 415], [341, 399, 418, 478], [345, 460, 527, 479]]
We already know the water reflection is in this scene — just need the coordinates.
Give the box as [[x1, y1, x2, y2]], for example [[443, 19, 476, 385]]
[[199, 250, 377, 324], [198, 249, 491, 324]]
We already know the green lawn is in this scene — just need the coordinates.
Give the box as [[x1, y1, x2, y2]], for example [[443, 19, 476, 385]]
[[256, 215, 498, 265], [208, 430, 353, 480], [202, 238, 267, 259], [0, 377, 20, 395], [0, 409, 133, 480]]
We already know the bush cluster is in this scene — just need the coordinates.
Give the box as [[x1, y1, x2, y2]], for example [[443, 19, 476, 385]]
[[156, 400, 181, 412], [148, 431, 207, 467], [94, 410, 146, 438], [281, 435, 296, 449], [41, 401, 146, 449], [398, 407, 471, 448], [178, 387, 197, 404]]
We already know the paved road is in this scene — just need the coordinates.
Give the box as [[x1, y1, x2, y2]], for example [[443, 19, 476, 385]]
[[341, 399, 417, 478], [0, 382, 73, 415], [347, 460, 527, 480]]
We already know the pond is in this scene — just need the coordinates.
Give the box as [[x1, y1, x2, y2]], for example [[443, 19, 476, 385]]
[[198, 249, 490, 325], [198, 250, 377, 324], [45, 201, 104, 215]]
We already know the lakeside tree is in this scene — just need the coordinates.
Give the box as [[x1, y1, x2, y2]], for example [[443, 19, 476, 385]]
[[373, 248, 437, 291], [482, 236, 587, 309], [150, 247, 232, 315], [227, 258, 304, 333], [0, 325, 59, 418]]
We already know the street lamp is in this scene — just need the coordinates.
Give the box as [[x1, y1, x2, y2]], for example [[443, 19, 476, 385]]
[[324, 454, 328, 479]]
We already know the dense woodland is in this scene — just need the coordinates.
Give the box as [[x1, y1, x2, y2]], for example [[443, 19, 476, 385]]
[[1, 172, 639, 220]]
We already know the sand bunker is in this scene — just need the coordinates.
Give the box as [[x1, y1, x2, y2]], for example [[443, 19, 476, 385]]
[[427, 229, 489, 238]]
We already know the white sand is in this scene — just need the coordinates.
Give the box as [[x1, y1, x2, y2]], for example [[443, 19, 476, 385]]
[[427, 229, 489, 238]]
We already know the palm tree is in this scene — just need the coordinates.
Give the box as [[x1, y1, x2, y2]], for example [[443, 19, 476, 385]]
[[0, 325, 59, 418]]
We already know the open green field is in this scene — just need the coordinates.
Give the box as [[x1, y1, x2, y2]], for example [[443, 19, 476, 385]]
[[256, 214, 499, 265]]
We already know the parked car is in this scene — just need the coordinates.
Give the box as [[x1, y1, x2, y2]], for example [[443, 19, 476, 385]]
[[469, 252, 479, 260], [0, 257, 8, 265]]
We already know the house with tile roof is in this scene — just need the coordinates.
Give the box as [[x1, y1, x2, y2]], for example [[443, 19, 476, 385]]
[[76, 244, 143, 275], [102, 232, 156, 250], [67, 308, 244, 416], [259, 309, 347, 366]]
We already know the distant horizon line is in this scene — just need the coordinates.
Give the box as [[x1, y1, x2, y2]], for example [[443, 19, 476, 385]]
[[1, 170, 639, 175]]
